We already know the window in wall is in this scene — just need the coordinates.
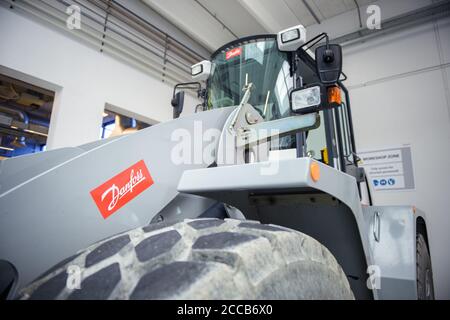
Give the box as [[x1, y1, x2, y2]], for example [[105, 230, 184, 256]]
[[100, 109, 151, 139], [0, 74, 54, 158]]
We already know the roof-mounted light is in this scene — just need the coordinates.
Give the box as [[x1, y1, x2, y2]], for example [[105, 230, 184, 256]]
[[277, 25, 306, 52], [281, 29, 300, 43], [191, 60, 212, 81]]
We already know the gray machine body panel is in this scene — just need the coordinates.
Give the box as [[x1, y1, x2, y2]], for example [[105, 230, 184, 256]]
[[0, 104, 425, 300], [0, 107, 234, 294], [178, 158, 424, 299], [361, 205, 427, 299]]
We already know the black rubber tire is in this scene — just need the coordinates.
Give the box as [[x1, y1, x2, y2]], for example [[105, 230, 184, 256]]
[[416, 233, 434, 300], [20, 219, 354, 300]]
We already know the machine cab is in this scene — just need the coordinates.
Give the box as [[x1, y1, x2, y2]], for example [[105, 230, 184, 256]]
[[172, 26, 361, 182]]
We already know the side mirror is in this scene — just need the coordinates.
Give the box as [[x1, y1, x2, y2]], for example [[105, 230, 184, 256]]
[[315, 44, 342, 84], [171, 91, 185, 119]]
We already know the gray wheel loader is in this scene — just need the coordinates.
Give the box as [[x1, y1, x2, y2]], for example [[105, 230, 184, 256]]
[[0, 26, 434, 300]]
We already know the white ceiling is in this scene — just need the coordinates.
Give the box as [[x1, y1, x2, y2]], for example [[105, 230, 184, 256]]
[[142, 0, 378, 52]]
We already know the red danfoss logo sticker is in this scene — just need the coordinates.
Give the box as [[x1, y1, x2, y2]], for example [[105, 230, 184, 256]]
[[90, 160, 154, 219], [226, 47, 242, 60]]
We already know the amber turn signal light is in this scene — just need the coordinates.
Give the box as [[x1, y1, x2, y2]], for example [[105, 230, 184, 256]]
[[328, 86, 342, 105], [310, 162, 320, 182]]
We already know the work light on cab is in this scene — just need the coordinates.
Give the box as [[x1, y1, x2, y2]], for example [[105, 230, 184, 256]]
[[191, 60, 211, 81], [291, 86, 321, 113], [277, 25, 307, 51]]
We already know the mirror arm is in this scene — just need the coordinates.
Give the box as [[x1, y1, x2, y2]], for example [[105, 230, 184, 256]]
[[300, 32, 329, 51], [172, 82, 202, 98]]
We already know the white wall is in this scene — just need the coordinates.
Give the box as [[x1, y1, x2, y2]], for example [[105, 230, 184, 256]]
[[308, 1, 450, 299], [0, 6, 199, 150]]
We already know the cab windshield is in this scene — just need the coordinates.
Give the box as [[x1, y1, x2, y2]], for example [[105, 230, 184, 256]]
[[206, 37, 355, 169], [207, 38, 294, 122]]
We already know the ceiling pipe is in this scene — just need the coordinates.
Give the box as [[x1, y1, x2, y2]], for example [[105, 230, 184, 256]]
[[193, 0, 239, 39], [0, 106, 29, 126], [353, 0, 363, 29], [331, 0, 450, 47], [97, 0, 209, 60], [1, 101, 50, 122], [28, 117, 50, 128], [0, 126, 46, 143], [0, 106, 29, 148]]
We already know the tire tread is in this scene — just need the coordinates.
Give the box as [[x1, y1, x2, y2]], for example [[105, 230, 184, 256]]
[[21, 218, 353, 300]]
